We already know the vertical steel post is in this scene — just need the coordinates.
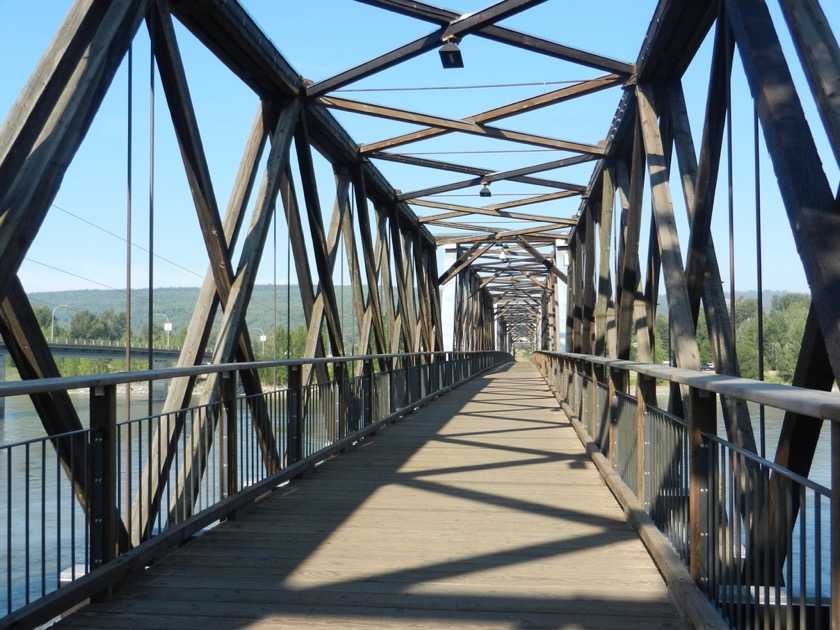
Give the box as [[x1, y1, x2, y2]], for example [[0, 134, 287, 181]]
[[334, 362, 347, 439], [362, 359, 373, 427], [220, 371, 237, 499], [287, 365, 303, 464], [89, 384, 117, 592], [637, 374, 654, 508], [688, 385, 717, 584], [832, 421, 840, 629]]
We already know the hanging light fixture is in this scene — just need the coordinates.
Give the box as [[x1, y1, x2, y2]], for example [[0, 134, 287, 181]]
[[439, 37, 464, 69], [499, 244, 508, 261], [479, 181, 492, 197]]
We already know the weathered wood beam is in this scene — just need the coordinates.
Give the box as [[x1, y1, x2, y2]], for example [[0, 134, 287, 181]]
[[372, 151, 594, 191], [412, 198, 576, 225], [168, 98, 299, 525], [483, 190, 580, 212], [362, 75, 623, 153], [594, 167, 615, 357], [320, 96, 605, 154], [0, 280, 91, 519], [727, 0, 840, 381], [168, 0, 299, 98], [307, 0, 549, 97], [152, 2, 231, 311], [0, 0, 150, 303], [514, 237, 568, 283], [775, 0, 840, 168], [295, 115, 346, 358], [614, 122, 644, 361], [279, 165, 330, 385], [637, 83, 700, 370], [139, 104, 269, 542], [352, 167, 389, 369], [354, 0, 634, 75], [398, 161, 586, 202], [438, 243, 493, 285], [678, 15, 732, 321]]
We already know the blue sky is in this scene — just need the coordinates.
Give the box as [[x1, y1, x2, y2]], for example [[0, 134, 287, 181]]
[[1, 0, 838, 304]]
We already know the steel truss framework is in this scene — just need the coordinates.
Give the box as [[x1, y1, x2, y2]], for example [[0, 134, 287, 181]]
[[0, 0, 838, 584]]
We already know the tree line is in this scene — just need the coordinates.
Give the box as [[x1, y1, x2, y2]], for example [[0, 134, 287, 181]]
[[652, 292, 809, 383]]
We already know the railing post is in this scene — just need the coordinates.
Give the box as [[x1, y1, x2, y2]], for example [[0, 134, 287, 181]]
[[688, 384, 716, 585], [89, 384, 117, 588], [220, 371, 237, 500], [609, 366, 625, 469], [362, 359, 373, 427], [335, 362, 347, 439], [637, 374, 654, 508], [287, 364, 303, 464]]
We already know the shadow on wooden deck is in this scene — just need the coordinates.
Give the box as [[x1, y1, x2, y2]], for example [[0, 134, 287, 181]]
[[56, 362, 690, 629]]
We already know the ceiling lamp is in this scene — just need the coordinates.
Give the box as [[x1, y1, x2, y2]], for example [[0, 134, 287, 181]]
[[499, 245, 508, 261], [479, 181, 492, 197], [439, 37, 464, 69]]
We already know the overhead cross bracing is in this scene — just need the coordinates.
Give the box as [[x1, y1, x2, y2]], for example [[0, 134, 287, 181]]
[[262, 0, 651, 351]]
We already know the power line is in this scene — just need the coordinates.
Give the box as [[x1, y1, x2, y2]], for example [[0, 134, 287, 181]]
[[52, 203, 204, 280], [337, 79, 594, 93], [400, 149, 558, 155]]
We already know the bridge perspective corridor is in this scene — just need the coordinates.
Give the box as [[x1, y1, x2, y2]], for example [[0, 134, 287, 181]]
[[54, 362, 690, 630]]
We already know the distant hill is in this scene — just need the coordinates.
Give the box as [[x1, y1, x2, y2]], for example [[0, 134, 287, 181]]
[[27, 285, 363, 335]]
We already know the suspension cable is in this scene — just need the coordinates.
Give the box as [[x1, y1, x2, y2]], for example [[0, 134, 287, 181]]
[[725, 10, 736, 360], [755, 103, 766, 458], [147, 6, 155, 414]]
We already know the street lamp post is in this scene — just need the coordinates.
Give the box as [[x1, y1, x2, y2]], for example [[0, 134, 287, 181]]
[[50, 304, 68, 342], [254, 327, 267, 355], [155, 313, 172, 349]]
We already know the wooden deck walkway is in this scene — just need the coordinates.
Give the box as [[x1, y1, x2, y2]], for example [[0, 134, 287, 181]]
[[57, 362, 689, 629]]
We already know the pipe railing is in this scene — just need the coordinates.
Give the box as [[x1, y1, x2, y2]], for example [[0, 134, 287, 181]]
[[0, 351, 510, 628], [534, 351, 838, 630]]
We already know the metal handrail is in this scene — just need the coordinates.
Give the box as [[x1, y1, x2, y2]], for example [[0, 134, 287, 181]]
[[0, 350, 511, 627], [533, 351, 834, 630]]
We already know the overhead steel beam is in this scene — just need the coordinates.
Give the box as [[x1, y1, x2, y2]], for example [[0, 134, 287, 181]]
[[320, 96, 606, 154], [307, 0, 549, 97], [353, 0, 634, 75], [362, 75, 623, 154]]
